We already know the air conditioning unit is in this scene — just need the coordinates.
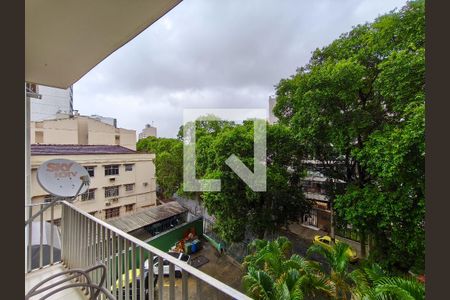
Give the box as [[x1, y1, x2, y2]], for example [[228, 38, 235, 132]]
[[105, 202, 111, 206], [109, 177, 116, 181], [112, 198, 119, 203], [143, 182, 148, 186]]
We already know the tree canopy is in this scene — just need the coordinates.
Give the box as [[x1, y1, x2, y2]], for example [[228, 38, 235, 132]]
[[139, 120, 311, 243], [273, 0, 425, 272], [197, 120, 309, 242], [136, 136, 183, 199]]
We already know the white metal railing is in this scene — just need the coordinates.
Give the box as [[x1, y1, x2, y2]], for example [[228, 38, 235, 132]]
[[27, 200, 252, 300], [26, 202, 61, 271]]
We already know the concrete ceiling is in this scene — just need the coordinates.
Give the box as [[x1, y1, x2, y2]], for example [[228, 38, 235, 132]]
[[26, 0, 182, 89]]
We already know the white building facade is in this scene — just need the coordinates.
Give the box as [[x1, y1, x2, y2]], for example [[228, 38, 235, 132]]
[[30, 84, 73, 121]]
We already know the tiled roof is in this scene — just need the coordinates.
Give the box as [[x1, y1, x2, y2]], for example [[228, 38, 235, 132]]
[[31, 144, 136, 155]]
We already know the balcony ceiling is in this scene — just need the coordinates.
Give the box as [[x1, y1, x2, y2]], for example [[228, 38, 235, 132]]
[[26, 0, 182, 89]]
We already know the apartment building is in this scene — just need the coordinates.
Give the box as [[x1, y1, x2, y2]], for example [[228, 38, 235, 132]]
[[89, 114, 117, 127], [301, 171, 333, 231], [27, 83, 74, 122], [301, 160, 347, 233], [31, 114, 137, 150], [139, 123, 157, 139], [30, 144, 157, 224]]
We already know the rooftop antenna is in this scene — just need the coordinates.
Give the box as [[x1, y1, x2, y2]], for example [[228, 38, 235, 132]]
[[25, 159, 90, 226]]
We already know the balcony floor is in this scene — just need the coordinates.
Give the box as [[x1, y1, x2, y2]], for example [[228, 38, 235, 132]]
[[25, 263, 87, 300]]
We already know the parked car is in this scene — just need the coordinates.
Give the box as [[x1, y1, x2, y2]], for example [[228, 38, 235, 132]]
[[313, 235, 358, 262], [114, 268, 154, 300], [144, 252, 191, 277]]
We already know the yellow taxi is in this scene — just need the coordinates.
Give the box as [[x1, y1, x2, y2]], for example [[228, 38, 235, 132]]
[[313, 235, 358, 263]]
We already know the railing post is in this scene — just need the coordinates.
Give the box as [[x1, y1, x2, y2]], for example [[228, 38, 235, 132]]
[[27, 206, 32, 273], [118, 236, 124, 300], [131, 243, 137, 300], [68, 206, 73, 268], [124, 239, 130, 300], [50, 204, 55, 265], [148, 251, 154, 300], [105, 228, 110, 294], [39, 203, 44, 269], [112, 232, 117, 298], [158, 256, 164, 300], [139, 247, 145, 300], [197, 277, 203, 300], [182, 270, 188, 300], [169, 263, 175, 300], [75, 211, 79, 270], [82, 215, 88, 294]]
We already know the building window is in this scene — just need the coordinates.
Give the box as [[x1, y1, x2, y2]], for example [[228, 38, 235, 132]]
[[125, 204, 135, 212], [104, 165, 119, 176], [125, 164, 134, 171], [81, 189, 96, 201], [104, 186, 119, 198], [85, 166, 95, 177], [125, 184, 135, 192], [115, 135, 120, 145], [104, 207, 120, 219], [35, 131, 43, 144]]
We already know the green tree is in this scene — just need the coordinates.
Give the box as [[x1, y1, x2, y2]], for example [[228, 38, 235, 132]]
[[201, 121, 309, 242], [243, 237, 333, 300], [307, 242, 354, 299], [274, 0, 425, 272], [136, 136, 183, 199], [351, 263, 425, 300]]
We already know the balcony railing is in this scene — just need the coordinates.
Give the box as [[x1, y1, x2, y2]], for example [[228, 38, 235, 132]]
[[26, 200, 251, 300]]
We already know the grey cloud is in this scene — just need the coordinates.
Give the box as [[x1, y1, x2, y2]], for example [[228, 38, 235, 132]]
[[74, 0, 408, 137]]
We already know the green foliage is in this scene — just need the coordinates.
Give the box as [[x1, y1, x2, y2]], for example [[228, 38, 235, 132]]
[[350, 263, 425, 300], [243, 237, 425, 300], [200, 121, 309, 242], [136, 136, 183, 198], [140, 119, 309, 242], [243, 237, 333, 300], [307, 242, 354, 299], [274, 0, 425, 272]]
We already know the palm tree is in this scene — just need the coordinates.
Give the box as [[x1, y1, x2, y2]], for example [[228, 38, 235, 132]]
[[243, 265, 333, 300], [243, 237, 333, 299], [307, 241, 354, 299], [350, 263, 425, 300], [243, 236, 293, 278]]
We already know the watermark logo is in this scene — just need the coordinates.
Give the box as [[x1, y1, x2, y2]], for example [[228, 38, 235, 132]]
[[183, 108, 267, 192]]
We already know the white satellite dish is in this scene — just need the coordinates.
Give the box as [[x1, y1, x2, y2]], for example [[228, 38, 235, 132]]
[[37, 159, 90, 198]]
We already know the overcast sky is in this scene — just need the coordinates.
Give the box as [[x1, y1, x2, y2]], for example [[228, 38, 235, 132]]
[[74, 0, 407, 138]]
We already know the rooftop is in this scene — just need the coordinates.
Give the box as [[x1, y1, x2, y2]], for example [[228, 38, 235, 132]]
[[106, 201, 187, 233], [31, 144, 137, 156]]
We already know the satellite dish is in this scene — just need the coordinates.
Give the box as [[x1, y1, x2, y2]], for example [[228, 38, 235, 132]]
[[37, 159, 90, 198]]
